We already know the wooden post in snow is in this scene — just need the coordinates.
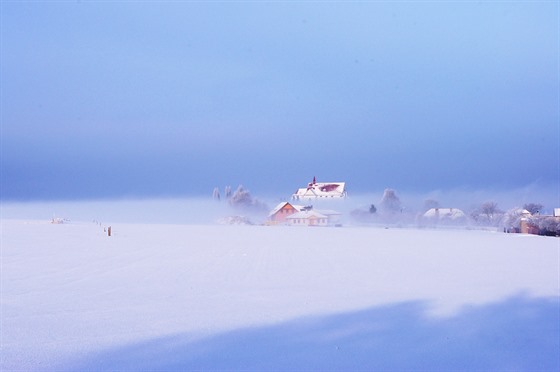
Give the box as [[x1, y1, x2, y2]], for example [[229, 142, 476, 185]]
[[108, 226, 112, 237]]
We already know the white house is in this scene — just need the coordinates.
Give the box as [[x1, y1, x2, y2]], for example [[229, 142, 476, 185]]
[[286, 208, 342, 227], [287, 210, 329, 226], [292, 177, 347, 200], [423, 208, 466, 223]]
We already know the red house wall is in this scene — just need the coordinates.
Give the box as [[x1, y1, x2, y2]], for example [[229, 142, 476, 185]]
[[271, 204, 297, 223]]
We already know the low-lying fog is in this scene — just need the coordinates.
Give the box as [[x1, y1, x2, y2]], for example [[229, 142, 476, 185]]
[[2, 183, 557, 226]]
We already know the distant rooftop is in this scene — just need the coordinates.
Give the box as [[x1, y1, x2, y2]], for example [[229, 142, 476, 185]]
[[292, 177, 347, 200]]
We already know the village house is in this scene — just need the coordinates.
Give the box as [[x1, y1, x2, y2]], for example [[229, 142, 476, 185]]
[[286, 208, 342, 227], [267, 201, 303, 225], [503, 209, 532, 233], [268, 201, 341, 227], [292, 177, 347, 200], [423, 208, 466, 224], [519, 219, 540, 235], [523, 208, 560, 236], [505, 208, 560, 236], [287, 210, 329, 226]]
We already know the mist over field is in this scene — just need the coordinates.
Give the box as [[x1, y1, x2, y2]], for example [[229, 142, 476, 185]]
[[2, 181, 557, 226]]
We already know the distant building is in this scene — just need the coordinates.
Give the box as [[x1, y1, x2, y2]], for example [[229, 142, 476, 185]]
[[423, 208, 466, 223], [504, 208, 560, 236], [292, 177, 347, 200], [268, 202, 302, 225], [502, 209, 532, 233], [286, 208, 342, 227], [287, 210, 329, 226], [519, 219, 540, 235]]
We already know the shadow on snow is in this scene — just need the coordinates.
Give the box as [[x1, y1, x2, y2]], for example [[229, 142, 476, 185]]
[[63, 295, 559, 371]]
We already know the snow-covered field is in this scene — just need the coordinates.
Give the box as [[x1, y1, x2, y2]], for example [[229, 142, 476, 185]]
[[1, 201, 559, 370]]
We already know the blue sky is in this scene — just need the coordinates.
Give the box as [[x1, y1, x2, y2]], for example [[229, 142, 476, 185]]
[[1, 2, 558, 202]]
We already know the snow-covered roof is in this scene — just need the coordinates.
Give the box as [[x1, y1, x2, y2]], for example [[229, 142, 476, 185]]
[[504, 208, 532, 218], [268, 202, 305, 217], [316, 209, 342, 216], [269, 202, 289, 217], [512, 209, 532, 216], [423, 208, 466, 219], [292, 177, 347, 200], [286, 210, 328, 220]]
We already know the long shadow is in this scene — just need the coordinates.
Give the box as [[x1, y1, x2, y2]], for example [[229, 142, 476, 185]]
[[64, 295, 559, 371]]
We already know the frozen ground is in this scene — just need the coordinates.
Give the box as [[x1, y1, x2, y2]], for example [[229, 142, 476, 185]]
[[1, 203, 559, 370]]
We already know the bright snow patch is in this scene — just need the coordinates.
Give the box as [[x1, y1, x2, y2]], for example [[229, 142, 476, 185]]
[[1, 202, 559, 370]]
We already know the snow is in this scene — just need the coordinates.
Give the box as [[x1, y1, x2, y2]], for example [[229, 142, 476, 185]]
[[423, 208, 466, 219], [1, 201, 559, 370], [286, 210, 328, 220], [268, 201, 294, 217], [292, 180, 347, 200]]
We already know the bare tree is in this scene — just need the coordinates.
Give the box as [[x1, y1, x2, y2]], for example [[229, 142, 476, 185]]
[[481, 201, 500, 220], [224, 185, 232, 199], [212, 187, 220, 201], [523, 203, 543, 215], [471, 201, 504, 226], [228, 185, 268, 213], [502, 208, 527, 232], [535, 217, 560, 236], [229, 185, 252, 207], [380, 188, 402, 214]]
